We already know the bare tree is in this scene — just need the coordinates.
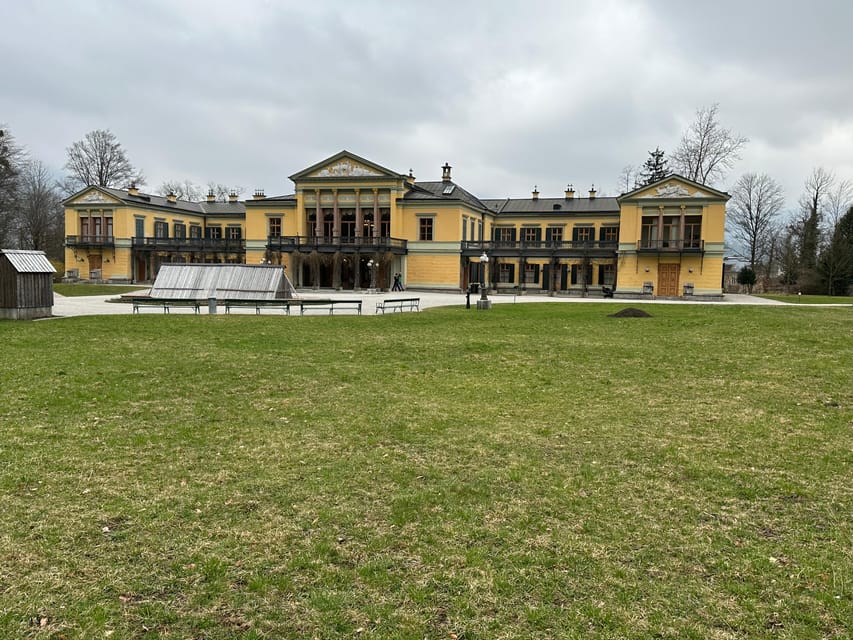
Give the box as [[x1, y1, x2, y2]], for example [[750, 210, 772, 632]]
[[0, 126, 26, 247], [616, 164, 640, 194], [798, 167, 835, 274], [727, 173, 785, 272], [17, 160, 64, 258], [64, 129, 145, 192], [824, 178, 853, 228], [157, 180, 204, 202], [206, 182, 245, 202], [671, 104, 748, 185]]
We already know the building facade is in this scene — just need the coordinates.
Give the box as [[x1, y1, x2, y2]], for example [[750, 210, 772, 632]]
[[64, 151, 729, 298]]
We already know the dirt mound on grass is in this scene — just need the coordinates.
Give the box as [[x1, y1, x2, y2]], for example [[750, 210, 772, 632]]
[[608, 307, 652, 318]]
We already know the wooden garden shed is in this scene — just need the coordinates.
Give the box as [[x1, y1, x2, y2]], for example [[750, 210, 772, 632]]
[[0, 249, 56, 320]]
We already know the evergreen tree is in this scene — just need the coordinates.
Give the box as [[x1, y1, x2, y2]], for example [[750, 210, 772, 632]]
[[640, 147, 669, 185]]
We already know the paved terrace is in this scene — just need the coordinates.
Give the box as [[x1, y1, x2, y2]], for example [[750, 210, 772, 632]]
[[46, 289, 803, 318]]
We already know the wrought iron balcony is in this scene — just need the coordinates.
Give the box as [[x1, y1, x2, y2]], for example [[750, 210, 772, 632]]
[[65, 235, 115, 248], [461, 240, 618, 255], [636, 239, 704, 252], [267, 235, 407, 252], [131, 237, 246, 252]]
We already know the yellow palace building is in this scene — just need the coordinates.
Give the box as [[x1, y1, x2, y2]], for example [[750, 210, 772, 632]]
[[63, 150, 730, 298]]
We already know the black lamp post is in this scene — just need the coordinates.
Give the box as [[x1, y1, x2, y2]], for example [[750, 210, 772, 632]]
[[477, 251, 492, 310], [367, 258, 377, 291]]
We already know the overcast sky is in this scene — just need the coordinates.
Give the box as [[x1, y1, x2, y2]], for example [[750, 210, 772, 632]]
[[1, 0, 851, 211]]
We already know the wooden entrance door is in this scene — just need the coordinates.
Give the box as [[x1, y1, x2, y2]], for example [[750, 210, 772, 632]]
[[658, 264, 679, 297]]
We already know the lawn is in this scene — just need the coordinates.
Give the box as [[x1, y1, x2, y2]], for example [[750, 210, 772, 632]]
[[756, 293, 852, 305], [54, 283, 146, 297], [0, 304, 850, 639]]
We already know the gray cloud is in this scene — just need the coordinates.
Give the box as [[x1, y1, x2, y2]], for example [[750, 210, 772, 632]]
[[1, 0, 851, 211]]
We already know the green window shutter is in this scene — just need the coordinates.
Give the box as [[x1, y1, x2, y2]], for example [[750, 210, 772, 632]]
[[542, 264, 550, 289], [598, 265, 604, 285], [572, 227, 579, 242], [545, 228, 553, 242], [571, 264, 578, 285], [561, 264, 568, 289], [510, 228, 517, 242], [533, 264, 540, 285]]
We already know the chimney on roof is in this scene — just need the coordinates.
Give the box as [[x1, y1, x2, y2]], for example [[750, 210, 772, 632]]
[[441, 162, 452, 182], [532, 185, 539, 201], [166, 190, 177, 204], [253, 189, 265, 199], [207, 189, 216, 203], [565, 184, 575, 199], [406, 168, 415, 185], [127, 182, 139, 197], [589, 184, 597, 199], [228, 191, 238, 203]]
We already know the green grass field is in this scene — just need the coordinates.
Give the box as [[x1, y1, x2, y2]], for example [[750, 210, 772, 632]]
[[54, 283, 146, 297], [756, 293, 852, 305], [1, 304, 850, 638]]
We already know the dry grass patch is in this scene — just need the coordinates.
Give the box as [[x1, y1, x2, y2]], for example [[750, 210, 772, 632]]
[[0, 304, 850, 638]]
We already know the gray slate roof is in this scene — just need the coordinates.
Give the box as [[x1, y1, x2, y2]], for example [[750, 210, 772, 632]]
[[481, 196, 620, 216], [69, 187, 247, 216], [405, 181, 488, 211], [0, 249, 56, 273]]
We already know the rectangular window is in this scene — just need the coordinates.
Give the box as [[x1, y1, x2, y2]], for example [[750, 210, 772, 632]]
[[573, 226, 593, 244], [269, 217, 282, 238], [419, 218, 434, 241], [174, 223, 186, 239], [380, 208, 391, 238], [662, 216, 679, 248], [189, 225, 202, 238], [499, 263, 515, 283], [477, 221, 482, 241], [105, 217, 113, 239], [206, 226, 222, 239], [600, 226, 619, 243], [684, 216, 702, 248], [495, 227, 516, 245], [462, 217, 467, 242], [227, 226, 242, 240], [154, 221, 168, 238], [522, 227, 541, 244], [641, 217, 658, 248], [523, 263, 540, 284], [546, 227, 563, 245], [600, 264, 616, 286]]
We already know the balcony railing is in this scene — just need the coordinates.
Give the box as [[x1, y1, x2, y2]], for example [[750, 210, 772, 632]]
[[462, 240, 619, 252], [267, 235, 407, 251], [66, 235, 115, 248], [637, 239, 704, 252], [132, 237, 246, 251]]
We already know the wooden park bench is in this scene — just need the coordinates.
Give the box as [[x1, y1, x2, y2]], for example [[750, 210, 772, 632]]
[[375, 297, 420, 314], [298, 299, 362, 315], [223, 299, 299, 315], [132, 297, 201, 314]]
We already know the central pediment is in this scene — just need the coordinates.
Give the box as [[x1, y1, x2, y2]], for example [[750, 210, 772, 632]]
[[290, 151, 404, 182], [67, 187, 123, 205], [618, 174, 730, 202]]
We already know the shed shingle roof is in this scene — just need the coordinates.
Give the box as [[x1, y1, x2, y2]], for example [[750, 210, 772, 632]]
[[1, 250, 56, 273]]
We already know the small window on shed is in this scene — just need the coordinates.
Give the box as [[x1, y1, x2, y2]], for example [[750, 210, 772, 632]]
[[553, 203, 561, 210]]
